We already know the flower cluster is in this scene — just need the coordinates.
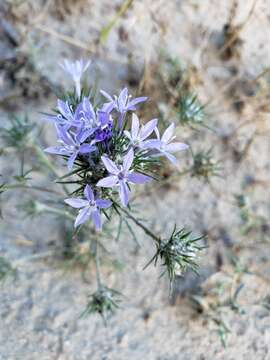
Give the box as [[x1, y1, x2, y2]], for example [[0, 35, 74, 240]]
[[44, 59, 188, 231]]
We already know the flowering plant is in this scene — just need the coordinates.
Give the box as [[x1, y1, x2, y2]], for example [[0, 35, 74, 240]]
[[43, 59, 204, 318]]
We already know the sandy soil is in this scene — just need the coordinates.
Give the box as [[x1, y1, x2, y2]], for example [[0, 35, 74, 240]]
[[1, 0, 270, 359]]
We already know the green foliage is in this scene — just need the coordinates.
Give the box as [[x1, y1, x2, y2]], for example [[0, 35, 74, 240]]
[[99, 0, 134, 44], [235, 194, 268, 237], [0, 256, 16, 283], [81, 286, 122, 321], [177, 94, 205, 127], [191, 148, 222, 181], [0, 115, 35, 150], [215, 317, 231, 348], [146, 227, 205, 283]]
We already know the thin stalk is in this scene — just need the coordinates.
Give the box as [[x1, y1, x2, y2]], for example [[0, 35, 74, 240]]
[[94, 240, 102, 288], [13, 251, 54, 266], [100, 0, 134, 44], [31, 143, 69, 195], [3, 183, 62, 195], [118, 205, 160, 242], [32, 143, 59, 175], [36, 203, 75, 221]]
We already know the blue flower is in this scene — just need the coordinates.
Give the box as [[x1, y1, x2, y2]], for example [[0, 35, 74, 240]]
[[124, 114, 158, 149], [60, 59, 91, 97], [97, 148, 151, 207], [146, 123, 189, 165], [45, 99, 75, 129], [45, 126, 96, 170], [100, 88, 147, 128], [65, 185, 111, 230]]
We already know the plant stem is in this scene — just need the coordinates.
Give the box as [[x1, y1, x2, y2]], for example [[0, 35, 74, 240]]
[[3, 183, 62, 195], [31, 143, 69, 195], [94, 239, 102, 288], [13, 251, 54, 266], [118, 206, 160, 243], [36, 202, 75, 221], [32, 143, 58, 175], [100, 0, 134, 44]]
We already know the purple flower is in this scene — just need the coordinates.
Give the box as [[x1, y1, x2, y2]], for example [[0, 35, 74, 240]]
[[64, 185, 112, 230], [148, 123, 189, 165], [45, 99, 75, 128], [92, 111, 113, 143], [73, 97, 97, 142], [45, 126, 96, 170], [60, 59, 91, 97], [96, 148, 151, 207], [71, 98, 114, 144], [100, 88, 147, 128], [124, 114, 158, 149]]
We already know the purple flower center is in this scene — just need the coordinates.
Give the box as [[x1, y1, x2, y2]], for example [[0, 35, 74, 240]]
[[118, 171, 125, 180], [94, 125, 113, 142], [89, 200, 96, 207]]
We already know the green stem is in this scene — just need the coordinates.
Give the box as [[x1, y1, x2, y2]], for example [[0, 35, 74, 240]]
[[100, 0, 134, 43], [32, 144, 58, 175], [118, 206, 160, 243], [36, 202, 75, 221], [3, 183, 61, 195], [13, 251, 53, 266], [94, 240, 102, 288], [31, 143, 69, 195]]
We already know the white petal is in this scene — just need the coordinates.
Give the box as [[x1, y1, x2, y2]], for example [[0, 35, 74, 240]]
[[139, 118, 158, 140], [101, 156, 119, 175], [131, 113, 140, 139], [161, 123, 175, 144], [165, 142, 189, 153], [123, 148, 134, 172]]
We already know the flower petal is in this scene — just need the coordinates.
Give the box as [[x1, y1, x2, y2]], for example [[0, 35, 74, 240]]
[[64, 198, 89, 208], [131, 113, 140, 139], [84, 184, 94, 201], [163, 151, 177, 165], [82, 97, 96, 120], [124, 130, 132, 140], [77, 128, 95, 143], [101, 156, 119, 175], [44, 146, 70, 155], [101, 102, 115, 113], [165, 142, 189, 153], [43, 114, 59, 123], [92, 210, 101, 231], [57, 99, 73, 121], [141, 139, 161, 149], [96, 199, 112, 209], [79, 143, 96, 154], [56, 125, 75, 146], [74, 207, 90, 227], [119, 181, 129, 207], [161, 123, 175, 144], [127, 172, 151, 184], [83, 60, 91, 72], [154, 127, 160, 140], [67, 151, 78, 171], [97, 111, 110, 127], [100, 89, 113, 101], [96, 175, 118, 188], [123, 148, 134, 172], [139, 118, 158, 140], [128, 96, 148, 108], [118, 88, 128, 111]]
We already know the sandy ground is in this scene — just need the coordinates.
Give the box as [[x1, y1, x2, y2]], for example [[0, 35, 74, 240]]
[[1, 0, 270, 359]]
